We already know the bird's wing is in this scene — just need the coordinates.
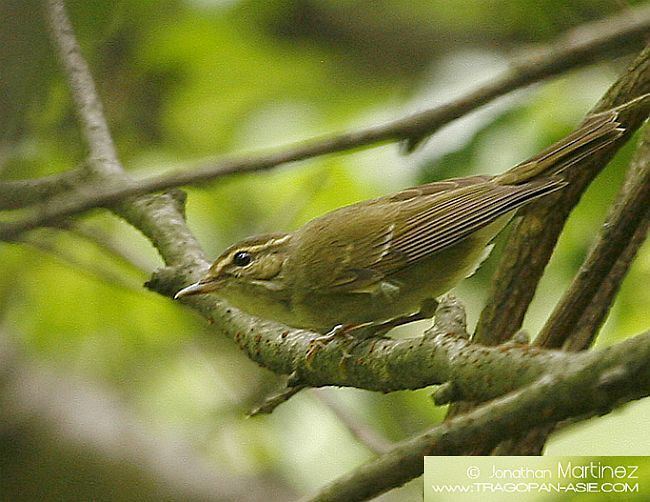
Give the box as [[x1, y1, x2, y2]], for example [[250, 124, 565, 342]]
[[379, 177, 564, 272], [308, 179, 485, 293], [319, 222, 404, 292], [318, 177, 562, 294]]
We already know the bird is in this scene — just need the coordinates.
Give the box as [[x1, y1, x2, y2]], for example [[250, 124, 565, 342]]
[[174, 101, 638, 338]]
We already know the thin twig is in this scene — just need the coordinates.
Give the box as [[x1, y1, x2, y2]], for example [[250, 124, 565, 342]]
[[43, 1, 120, 174], [19, 236, 143, 293], [65, 222, 152, 274], [311, 389, 393, 455], [2, 5, 650, 239], [248, 384, 307, 416]]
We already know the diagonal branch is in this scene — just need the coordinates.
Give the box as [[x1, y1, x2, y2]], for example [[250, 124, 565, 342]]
[[147, 49, 650, 398], [44, 0, 120, 174], [0, 168, 89, 210], [562, 222, 647, 351], [536, 126, 649, 349], [40, 0, 650, 402], [2, 4, 650, 235], [41, 0, 204, 269], [445, 42, 650, 443], [489, 126, 649, 455], [474, 44, 650, 345], [34, 4, 650, 499]]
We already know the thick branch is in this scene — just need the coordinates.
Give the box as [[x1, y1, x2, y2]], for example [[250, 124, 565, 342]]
[[144, 50, 650, 398], [445, 42, 650, 448], [303, 329, 650, 502], [32, 5, 650, 499], [490, 127, 649, 455], [40, 0, 650, 401], [159, 291, 650, 402], [3, 5, 650, 238]]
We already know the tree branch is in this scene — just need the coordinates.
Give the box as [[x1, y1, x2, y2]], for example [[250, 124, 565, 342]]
[[144, 52, 650, 399], [42, 0, 119, 176], [40, 0, 205, 269], [39, 0, 650, 402], [302, 329, 650, 502], [474, 43, 650, 345], [28, 4, 650, 499], [2, 5, 650, 238], [562, 222, 646, 351], [489, 126, 649, 455], [445, 41, 650, 447], [0, 168, 89, 210], [160, 291, 650, 404], [311, 389, 393, 456], [43, 0, 120, 174], [536, 126, 649, 349]]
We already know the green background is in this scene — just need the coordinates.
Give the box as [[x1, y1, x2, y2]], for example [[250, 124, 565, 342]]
[[1, 0, 648, 499]]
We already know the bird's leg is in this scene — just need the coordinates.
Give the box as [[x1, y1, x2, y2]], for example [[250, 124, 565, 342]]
[[368, 298, 440, 335], [305, 299, 439, 364]]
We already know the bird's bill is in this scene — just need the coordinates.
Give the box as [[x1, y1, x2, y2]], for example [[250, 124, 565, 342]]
[[174, 280, 217, 299]]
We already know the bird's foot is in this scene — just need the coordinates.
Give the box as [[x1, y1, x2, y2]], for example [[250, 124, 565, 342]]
[[305, 323, 371, 365]]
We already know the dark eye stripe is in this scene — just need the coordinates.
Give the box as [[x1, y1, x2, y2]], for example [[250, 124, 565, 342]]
[[233, 251, 252, 267]]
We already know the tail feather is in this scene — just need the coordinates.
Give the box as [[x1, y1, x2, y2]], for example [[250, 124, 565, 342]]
[[495, 111, 624, 185], [495, 93, 650, 185]]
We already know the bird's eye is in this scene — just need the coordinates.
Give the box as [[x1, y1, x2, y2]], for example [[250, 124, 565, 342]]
[[232, 251, 252, 267]]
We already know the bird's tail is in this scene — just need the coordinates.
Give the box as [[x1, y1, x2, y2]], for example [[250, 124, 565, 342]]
[[495, 94, 650, 185]]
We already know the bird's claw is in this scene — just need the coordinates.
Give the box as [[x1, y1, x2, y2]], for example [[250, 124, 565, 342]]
[[305, 324, 363, 365]]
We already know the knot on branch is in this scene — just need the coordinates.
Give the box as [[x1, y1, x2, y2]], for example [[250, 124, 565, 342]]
[[145, 264, 200, 296], [432, 381, 459, 405], [425, 294, 468, 338], [511, 330, 531, 345], [164, 189, 188, 218]]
